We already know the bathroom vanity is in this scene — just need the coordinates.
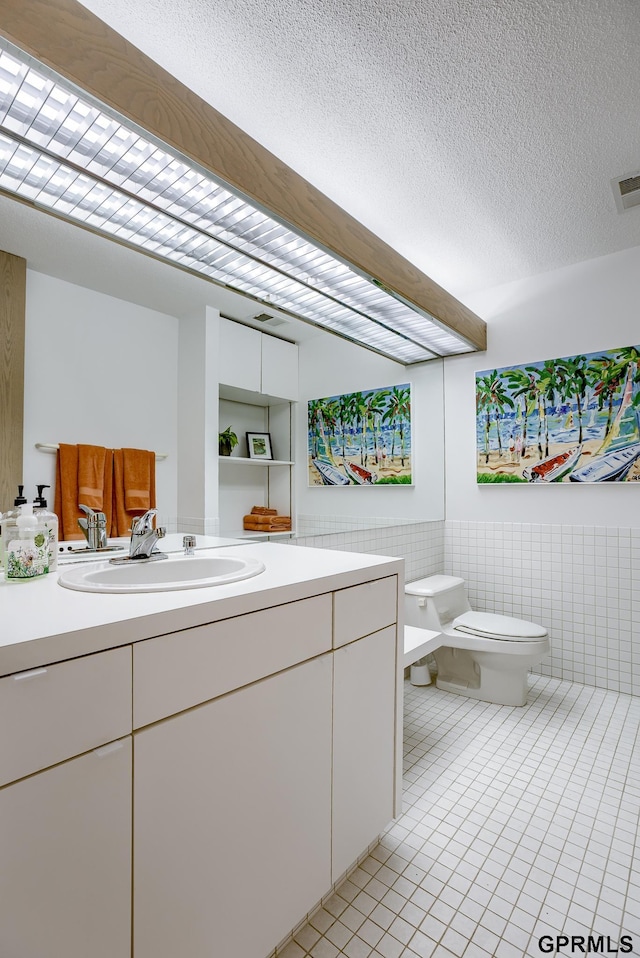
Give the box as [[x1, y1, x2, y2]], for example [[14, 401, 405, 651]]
[[0, 542, 403, 958]]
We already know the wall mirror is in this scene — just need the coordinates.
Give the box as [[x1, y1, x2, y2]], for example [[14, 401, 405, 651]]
[[1, 193, 445, 534]]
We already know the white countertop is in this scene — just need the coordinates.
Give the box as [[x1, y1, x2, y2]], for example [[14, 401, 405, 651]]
[[1, 541, 404, 677]]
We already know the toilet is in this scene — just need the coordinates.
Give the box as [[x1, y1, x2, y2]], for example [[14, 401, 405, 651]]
[[405, 575, 550, 707]]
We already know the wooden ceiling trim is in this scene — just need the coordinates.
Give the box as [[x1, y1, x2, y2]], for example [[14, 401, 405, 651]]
[[0, 0, 486, 352], [0, 249, 26, 509]]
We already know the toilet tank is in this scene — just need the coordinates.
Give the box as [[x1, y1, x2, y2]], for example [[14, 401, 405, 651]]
[[405, 575, 471, 630]]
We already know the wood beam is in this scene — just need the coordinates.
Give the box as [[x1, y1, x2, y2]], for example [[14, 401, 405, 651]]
[[0, 250, 26, 510], [0, 0, 486, 352]]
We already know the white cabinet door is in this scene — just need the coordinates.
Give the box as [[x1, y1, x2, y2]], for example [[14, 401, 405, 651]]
[[134, 654, 333, 958], [0, 738, 132, 958], [332, 626, 397, 881], [219, 317, 262, 391], [261, 334, 298, 400]]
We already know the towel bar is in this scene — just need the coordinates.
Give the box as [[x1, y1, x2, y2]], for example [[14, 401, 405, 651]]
[[35, 443, 168, 460]]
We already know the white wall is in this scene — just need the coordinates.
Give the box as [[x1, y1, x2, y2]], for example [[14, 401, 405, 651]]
[[296, 331, 445, 523], [442, 245, 640, 694], [177, 305, 220, 530], [22, 271, 180, 517], [444, 244, 640, 525]]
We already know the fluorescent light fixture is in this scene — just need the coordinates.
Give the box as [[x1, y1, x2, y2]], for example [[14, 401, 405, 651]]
[[0, 39, 475, 363]]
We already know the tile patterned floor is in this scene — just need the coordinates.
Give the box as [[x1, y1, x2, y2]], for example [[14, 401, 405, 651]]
[[280, 676, 640, 958]]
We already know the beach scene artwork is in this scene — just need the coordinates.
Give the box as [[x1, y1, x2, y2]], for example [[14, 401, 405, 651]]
[[476, 345, 640, 483], [308, 384, 412, 486]]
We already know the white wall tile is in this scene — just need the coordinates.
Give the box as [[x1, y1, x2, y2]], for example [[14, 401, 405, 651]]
[[288, 519, 445, 584], [287, 517, 637, 697], [445, 520, 639, 696]]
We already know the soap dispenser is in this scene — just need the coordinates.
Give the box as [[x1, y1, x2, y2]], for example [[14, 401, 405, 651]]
[[0, 486, 28, 559], [32, 484, 59, 571], [4, 503, 50, 580]]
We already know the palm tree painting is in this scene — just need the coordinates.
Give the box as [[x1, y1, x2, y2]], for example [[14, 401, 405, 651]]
[[308, 383, 412, 485], [476, 345, 640, 483]]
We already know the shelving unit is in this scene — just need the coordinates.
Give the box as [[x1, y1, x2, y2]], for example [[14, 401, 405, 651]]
[[216, 318, 298, 537]]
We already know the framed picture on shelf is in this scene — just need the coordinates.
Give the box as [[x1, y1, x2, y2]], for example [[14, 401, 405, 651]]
[[246, 432, 274, 460]]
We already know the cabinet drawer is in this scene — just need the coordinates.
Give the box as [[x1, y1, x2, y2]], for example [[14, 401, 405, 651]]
[[0, 647, 132, 786], [133, 594, 332, 728], [333, 575, 397, 648]]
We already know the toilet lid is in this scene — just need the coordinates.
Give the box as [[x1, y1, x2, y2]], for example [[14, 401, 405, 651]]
[[453, 611, 548, 641]]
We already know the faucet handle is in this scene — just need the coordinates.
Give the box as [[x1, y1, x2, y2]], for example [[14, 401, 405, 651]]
[[79, 505, 106, 526], [78, 504, 107, 549], [131, 509, 158, 534]]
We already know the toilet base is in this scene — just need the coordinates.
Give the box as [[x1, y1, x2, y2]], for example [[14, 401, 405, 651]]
[[435, 672, 528, 707], [434, 646, 530, 706]]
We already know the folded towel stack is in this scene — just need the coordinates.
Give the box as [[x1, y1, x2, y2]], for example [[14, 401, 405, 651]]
[[243, 505, 291, 532]]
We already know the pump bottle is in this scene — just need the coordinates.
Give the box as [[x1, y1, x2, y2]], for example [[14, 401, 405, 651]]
[[4, 503, 50, 580], [32, 484, 59, 571], [0, 486, 28, 564]]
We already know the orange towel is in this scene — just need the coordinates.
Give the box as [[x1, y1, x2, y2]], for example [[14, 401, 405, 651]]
[[123, 448, 153, 511], [54, 443, 81, 541], [78, 444, 107, 510], [54, 444, 114, 540], [243, 514, 291, 526], [113, 448, 156, 537], [243, 518, 292, 532]]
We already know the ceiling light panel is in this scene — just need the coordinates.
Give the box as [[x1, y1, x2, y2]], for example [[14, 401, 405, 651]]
[[0, 41, 474, 362]]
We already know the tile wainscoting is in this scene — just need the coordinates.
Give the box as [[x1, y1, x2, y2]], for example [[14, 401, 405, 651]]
[[446, 522, 639, 696], [164, 515, 221, 535], [291, 518, 639, 696], [290, 519, 445, 585]]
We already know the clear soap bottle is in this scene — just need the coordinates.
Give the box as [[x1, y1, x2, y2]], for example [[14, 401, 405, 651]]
[[0, 485, 28, 565], [32, 484, 59, 571], [4, 503, 50, 580]]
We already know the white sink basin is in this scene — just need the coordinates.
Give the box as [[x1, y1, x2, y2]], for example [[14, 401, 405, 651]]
[[58, 554, 266, 593]]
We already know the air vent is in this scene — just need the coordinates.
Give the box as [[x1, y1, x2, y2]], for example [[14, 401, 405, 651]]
[[612, 171, 640, 212], [252, 313, 287, 329]]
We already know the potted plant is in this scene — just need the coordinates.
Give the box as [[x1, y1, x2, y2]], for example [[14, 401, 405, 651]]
[[218, 426, 239, 457]]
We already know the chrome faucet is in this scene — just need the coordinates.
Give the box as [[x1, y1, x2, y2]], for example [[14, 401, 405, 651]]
[[128, 509, 167, 560], [78, 504, 108, 550]]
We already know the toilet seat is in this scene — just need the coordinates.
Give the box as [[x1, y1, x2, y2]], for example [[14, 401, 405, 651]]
[[453, 611, 547, 642]]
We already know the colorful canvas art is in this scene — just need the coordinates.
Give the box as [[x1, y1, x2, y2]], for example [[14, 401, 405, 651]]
[[476, 345, 640, 483], [308, 384, 412, 486]]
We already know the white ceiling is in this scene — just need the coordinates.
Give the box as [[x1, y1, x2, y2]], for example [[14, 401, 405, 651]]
[[1, 0, 640, 330]]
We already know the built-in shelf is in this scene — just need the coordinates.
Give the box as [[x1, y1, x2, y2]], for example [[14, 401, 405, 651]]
[[218, 456, 294, 466], [218, 379, 295, 538]]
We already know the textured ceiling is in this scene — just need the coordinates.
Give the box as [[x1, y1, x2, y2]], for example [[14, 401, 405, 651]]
[[67, 0, 640, 306], [1, 0, 639, 332]]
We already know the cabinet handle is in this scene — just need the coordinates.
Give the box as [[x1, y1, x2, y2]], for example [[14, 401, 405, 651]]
[[13, 668, 48, 682], [93, 740, 125, 758]]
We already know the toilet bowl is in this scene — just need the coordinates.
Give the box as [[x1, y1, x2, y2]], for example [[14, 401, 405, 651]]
[[405, 575, 550, 706]]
